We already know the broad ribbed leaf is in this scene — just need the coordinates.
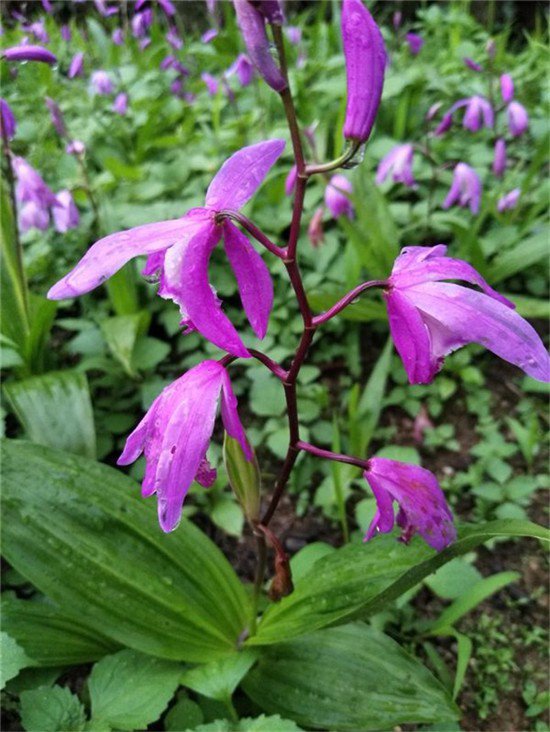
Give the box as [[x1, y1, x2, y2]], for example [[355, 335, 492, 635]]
[[249, 520, 549, 646], [2, 596, 119, 667], [243, 623, 459, 730], [489, 231, 547, 282], [4, 371, 96, 458], [1, 440, 251, 663]]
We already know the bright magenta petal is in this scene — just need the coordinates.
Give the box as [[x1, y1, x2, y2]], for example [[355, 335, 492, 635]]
[[205, 139, 285, 212], [385, 290, 436, 384], [220, 369, 253, 460], [181, 222, 250, 357], [223, 221, 273, 340]]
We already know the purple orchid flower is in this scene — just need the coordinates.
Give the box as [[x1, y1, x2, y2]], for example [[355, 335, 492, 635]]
[[202, 72, 219, 96], [66, 140, 86, 155], [492, 138, 507, 178], [463, 57, 482, 72], [405, 32, 424, 55], [201, 28, 218, 43], [461, 95, 494, 132], [497, 188, 521, 213], [118, 360, 251, 532], [52, 190, 79, 233], [61, 25, 72, 42], [227, 54, 254, 87], [233, 0, 286, 92], [384, 245, 550, 384], [324, 175, 354, 219], [132, 8, 153, 38], [507, 101, 528, 137], [500, 73, 514, 103], [68, 52, 84, 78], [112, 28, 124, 45], [0, 98, 16, 141], [3, 44, 57, 64], [376, 143, 415, 187], [342, 0, 386, 145], [442, 163, 482, 215], [45, 97, 66, 137], [94, 0, 119, 17], [285, 26, 302, 45], [251, 0, 284, 24], [13, 156, 58, 210], [19, 201, 50, 232], [166, 26, 183, 50], [91, 70, 114, 95], [363, 457, 456, 551], [434, 111, 453, 136], [113, 92, 128, 115], [48, 139, 285, 357], [23, 20, 50, 44]]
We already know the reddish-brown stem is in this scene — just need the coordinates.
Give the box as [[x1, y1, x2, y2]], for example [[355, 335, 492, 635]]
[[248, 349, 287, 380], [312, 280, 386, 327], [297, 440, 370, 472], [216, 209, 287, 259]]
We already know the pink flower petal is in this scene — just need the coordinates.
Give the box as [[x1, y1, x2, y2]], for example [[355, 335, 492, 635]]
[[385, 289, 436, 384], [220, 369, 252, 460]]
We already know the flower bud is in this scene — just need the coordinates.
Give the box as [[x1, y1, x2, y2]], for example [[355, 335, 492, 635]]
[[233, 0, 286, 92], [223, 432, 261, 522], [342, 0, 386, 144], [500, 73, 514, 103], [492, 138, 506, 178]]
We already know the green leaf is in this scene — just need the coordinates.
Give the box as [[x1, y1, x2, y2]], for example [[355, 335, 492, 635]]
[[435, 629, 473, 700], [181, 649, 259, 703], [165, 695, 204, 731], [1, 439, 251, 663], [101, 313, 148, 376], [1, 632, 33, 689], [210, 496, 244, 538], [25, 294, 57, 375], [489, 231, 548, 282], [20, 686, 86, 732], [505, 294, 550, 319], [223, 433, 261, 522], [243, 624, 458, 730], [424, 558, 482, 600], [88, 649, 182, 730], [248, 521, 549, 646], [428, 571, 520, 634], [194, 716, 304, 732], [4, 370, 96, 458], [2, 595, 119, 667]]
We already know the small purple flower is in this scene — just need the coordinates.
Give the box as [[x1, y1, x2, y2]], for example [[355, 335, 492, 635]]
[[112, 28, 124, 45], [284, 164, 297, 196], [442, 163, 482, 215], [113, 92, 128, 115], [19, 201, 50, 232], [66, 140, 86, 156], [233, 0, 286, 92], [325, 175, 354, 219], [61, 25, 72, 42], [492, 138, 507, 178], [166, 26, 183, 50], [461, 95, 494, 132], [158, 0, 177, 16], [45, 97, 66, 137], [52, 190, 79, 233], [392, 10, 402, 30], [497, 188, 521, 213], [118, 360, 251, 532], [384, 245, 550, 384], [376, 143, 415, 187], [201, 72, 219, 96], [434, 112, 453, 136], [285, 26, 301, 45], [0, 98, 16, 141], [500, 73, 514, 103], [405, 32, 423, 55], [342, 0, 386, 145], [13, 156, 57, 209], [463, 57, 482, 72], [41, 0, 54, 13], [48, 139, 285, 357], [132, 8, 153, 38], [227, 54, 254, 86], [91, 70, 114, 95], [139, 37, 152, 51], [3, 44, 57, 64], [507, 100, 528, 137], [24, 20, 49, 44], [68, 52, 84, 78], [94, 0, 119, 16], [363, 458, 455, 551], [201, 28, 218, 43]]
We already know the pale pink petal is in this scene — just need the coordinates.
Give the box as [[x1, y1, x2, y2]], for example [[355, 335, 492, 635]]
[[205, 139, 285, 212]]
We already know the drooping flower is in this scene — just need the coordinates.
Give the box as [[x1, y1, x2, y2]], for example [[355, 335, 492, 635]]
[[201, 28, 218, 43], [500, 73, 514, 103], [307, 206, 325, 248], [0, 98, 16, 141], [91, 70, 114, 95], [113, 92, 128, 115], [166, 26, 183, 50], [461, 95, 494, 132], [202, 72, 219, 96], [3, 44, 57, 64], [507, 100, 528, 137], [363, 457, 456, 551], [52, 190, 79, 233], [94, 0, 119, 16], [13, 156, 57, 210], [405, 32, 423, 55], [497, 188, 520, 213], [341, 0, 386, 144], [118, 360, 251, 532], [227, 54, 254, 87], [325, 175, 354, 219], [19, 201, 50, 232], [132, 8, 153, 38], [233, 0, 286, 92], [45, 97, 66, 137], [48, 139, 285, 357], [375, 143, 415, 187], [492, 138, 507, 178], [68, 52, 84, 78], [112, 28, 124, 45], [433, 111, 453, 136], [23, 20, 50, 44], [463, 57, 482, 72], [442, 163, 482, 215], [383, 245, 550, 384]]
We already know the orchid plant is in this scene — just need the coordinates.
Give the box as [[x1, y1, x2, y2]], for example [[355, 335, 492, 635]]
[[46, 0, 549, 611]]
